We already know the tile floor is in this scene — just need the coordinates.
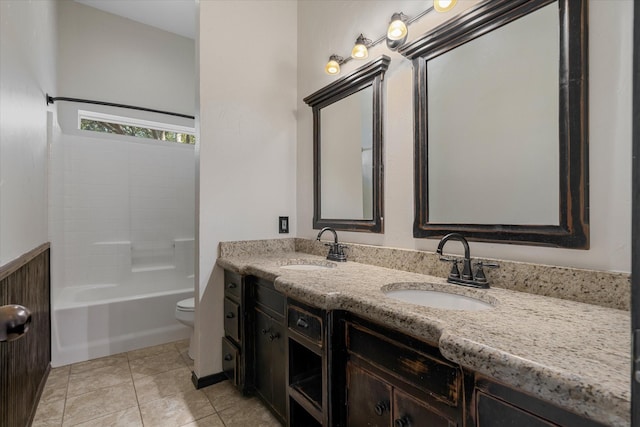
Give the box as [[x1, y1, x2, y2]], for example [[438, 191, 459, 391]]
[[32, 340, 282, 427]]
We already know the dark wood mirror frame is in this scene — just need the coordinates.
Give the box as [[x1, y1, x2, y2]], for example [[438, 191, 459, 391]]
[[399, 0, 589, 248], [303, 56, 390, 233]]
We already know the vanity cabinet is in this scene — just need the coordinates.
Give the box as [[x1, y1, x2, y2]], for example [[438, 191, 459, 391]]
[[344, 317, 463, 427], [248, 276, 287, 424], [222, 269, 610, 427]]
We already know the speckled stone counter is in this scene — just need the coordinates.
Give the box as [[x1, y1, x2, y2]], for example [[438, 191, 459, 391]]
[[217, 240, 630, 426]]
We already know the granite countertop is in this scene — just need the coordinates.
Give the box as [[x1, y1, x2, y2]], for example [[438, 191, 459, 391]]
[[217, 251, 630, 427]]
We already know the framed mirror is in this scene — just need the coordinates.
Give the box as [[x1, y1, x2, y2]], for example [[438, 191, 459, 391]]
[[304, 56, 390, 233], [399, 0, 588, 248]]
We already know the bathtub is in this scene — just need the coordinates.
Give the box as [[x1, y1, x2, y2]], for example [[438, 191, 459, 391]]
[[52, 268, 193, 367]]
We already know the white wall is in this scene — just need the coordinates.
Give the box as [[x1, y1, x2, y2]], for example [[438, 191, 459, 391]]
[[0, 0, 57, 265], [57, 0, 195, 117], [297, 0, 633, 273], [197, 0, 297, 377]]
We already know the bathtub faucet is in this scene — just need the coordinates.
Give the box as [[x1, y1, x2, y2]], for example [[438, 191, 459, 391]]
[[316, 227, 347, 262]]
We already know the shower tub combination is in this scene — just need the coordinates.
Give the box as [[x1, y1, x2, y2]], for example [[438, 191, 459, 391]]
[[52, 239, 194, 367]]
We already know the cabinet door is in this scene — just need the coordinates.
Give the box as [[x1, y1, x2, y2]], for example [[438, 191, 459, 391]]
[[254, 308, 273, 404], [394, 389, 453, 427], [347, 363, 392, 427]]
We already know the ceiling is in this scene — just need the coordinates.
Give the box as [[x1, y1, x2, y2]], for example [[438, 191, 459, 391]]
[[74, 0, 196, 40]]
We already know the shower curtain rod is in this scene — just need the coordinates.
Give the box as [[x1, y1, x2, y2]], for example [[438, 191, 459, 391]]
[[46, 94, 195, 120]]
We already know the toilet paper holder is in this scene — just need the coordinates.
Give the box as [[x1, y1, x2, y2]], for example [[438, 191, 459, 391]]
[[0, 304, 32, 342]]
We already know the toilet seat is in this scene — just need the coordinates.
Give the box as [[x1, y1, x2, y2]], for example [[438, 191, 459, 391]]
[[176, 297, 194, 312]]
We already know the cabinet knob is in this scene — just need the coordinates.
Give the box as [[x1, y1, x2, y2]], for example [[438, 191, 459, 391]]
[[394, 416, 410, 427], [224, 353, 233, 361], [227, 282, 237, 289], [268, 332, 280, 341], [226, 312, 235, 319], [374, 400, 389, 416], [261, 328, 270, 335], [296, 317, 309, 329]]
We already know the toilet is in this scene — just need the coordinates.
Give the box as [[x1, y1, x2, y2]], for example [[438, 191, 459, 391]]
[[175, 297, 195, 359]]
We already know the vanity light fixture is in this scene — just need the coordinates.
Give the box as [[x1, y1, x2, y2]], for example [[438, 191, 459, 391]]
[[351, 34, 372, 59], [323, 1, 457, 75], [386, 12, 408, 50], [434, 0, 457, 13], [325, 55, 345, 75]]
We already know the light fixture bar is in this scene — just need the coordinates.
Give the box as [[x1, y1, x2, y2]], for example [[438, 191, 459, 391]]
[[324, 3, 445, 75], [407, 6, 434, 25]]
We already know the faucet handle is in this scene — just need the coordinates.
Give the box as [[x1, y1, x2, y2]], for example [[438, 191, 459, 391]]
[[473, 261, 499, 284], [439, 256, 461, 279], [475, 261, 500, 269]]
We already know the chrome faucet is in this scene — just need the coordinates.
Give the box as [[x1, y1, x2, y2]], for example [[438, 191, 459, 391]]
[[316, 227, 347, 262], [436, 233, 498, 288]]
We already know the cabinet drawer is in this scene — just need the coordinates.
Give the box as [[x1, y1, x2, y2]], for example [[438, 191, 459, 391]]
[[254, 280, 285, 318], [224, 270, 242, 300], [222, 337, 238, 386], [347, 323, 460, 407], [288, 306, 322, 344], [477, 392, 557, 427], [224, 297, 241, 343]]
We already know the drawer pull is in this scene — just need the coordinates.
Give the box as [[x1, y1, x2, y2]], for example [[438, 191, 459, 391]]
[[374, 400, 389, 416], [261, 328, 270, 335], [226, 312, 235, 319], [394, 417, 410, 427], [268, 332, 280, 341], [227, 282, 237, 289], [296, 317, 309, 329], [224, 353, 233, 361]]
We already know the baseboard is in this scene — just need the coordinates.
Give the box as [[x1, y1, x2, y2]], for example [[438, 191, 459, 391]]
[[191, 371, 227, 389]]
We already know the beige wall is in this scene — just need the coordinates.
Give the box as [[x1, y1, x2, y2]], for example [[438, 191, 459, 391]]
[[297, 0, 633, 273], [197, 0, 298, 377]]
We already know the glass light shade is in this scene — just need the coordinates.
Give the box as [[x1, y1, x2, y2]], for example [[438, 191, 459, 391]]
[[434, 0, 457, 12], [387, 19, 408, 41], [351, 43, 368, 59], [325, 58, 341, 75]]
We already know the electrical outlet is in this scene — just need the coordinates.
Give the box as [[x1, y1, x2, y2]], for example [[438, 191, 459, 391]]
[[279, 216, 289, 234]]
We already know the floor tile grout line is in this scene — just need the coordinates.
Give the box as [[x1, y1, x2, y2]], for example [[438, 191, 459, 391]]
[[60, 365, 71, 425], [127, 356, 146, 427]]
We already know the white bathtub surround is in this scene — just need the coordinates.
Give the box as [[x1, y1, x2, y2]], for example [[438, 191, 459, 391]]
[[49, 130, 196, 367]]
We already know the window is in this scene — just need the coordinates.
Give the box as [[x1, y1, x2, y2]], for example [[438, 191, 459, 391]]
[[79, 110, 195, 144]]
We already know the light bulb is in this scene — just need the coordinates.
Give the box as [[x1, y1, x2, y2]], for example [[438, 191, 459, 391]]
[[325, 55, 341, 75], [387, 16, 407, 41], [386, 12, 408, 51], [351, 34, 369, 60], [434, 0, 457, 13]]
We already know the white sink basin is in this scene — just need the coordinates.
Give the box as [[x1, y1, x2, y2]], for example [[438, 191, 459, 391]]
[[384, 289, 494, 311], [279, 259, 337, 271]]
